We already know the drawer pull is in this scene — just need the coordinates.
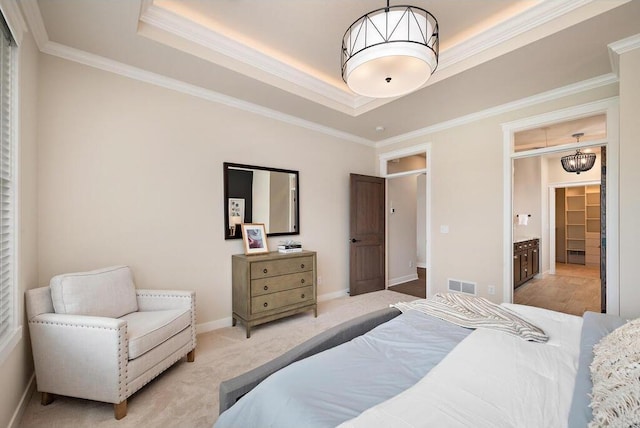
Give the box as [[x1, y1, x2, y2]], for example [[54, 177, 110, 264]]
[[301, 279, 305, 284], [300, 264, 305, 269], [263, 302, 268, 308], [263, 268, 268, 274], [263, 285, 269, 291], [301, 293, 305, 299]]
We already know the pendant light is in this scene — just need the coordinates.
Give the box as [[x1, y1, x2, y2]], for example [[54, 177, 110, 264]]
[[341, 1, 439, 98], [561, 133, 596, 174]]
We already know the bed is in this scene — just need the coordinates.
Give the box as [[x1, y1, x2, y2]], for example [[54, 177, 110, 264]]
[[215, 296, 633, 428]]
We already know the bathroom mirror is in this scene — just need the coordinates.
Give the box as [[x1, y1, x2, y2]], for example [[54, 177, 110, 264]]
[[224, 162, 299, 240]]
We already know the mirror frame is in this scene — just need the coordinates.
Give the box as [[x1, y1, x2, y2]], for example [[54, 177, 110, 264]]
[[223, 162, 300, 240]]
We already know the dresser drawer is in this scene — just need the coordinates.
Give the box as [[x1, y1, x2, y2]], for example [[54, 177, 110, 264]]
[[251, 271, 313, 296], [251, 285, 314, 314], [251, 256, 313, 279]]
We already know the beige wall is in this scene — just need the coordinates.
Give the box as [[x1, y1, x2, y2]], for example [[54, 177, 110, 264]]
[[377, 84, 619, 302], [387, 174, 418, 283], [35, 55, 375, 329], [513, 156, 542, 243], [618, 47, 640, 319], [0, 31, 39, 428]]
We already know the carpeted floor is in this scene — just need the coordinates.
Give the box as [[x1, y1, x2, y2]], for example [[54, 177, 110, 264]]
[[18, 289, 415, 428]]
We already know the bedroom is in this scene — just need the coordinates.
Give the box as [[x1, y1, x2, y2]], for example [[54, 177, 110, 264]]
[[1, 1, 640, 427]]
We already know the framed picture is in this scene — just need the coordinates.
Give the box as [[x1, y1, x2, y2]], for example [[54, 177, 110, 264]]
[[228, 198, 245, 222], [228, 198, 245, 237], [241, 223, 269, 255]]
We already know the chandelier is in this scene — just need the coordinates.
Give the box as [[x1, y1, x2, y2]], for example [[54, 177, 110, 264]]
[[561, 133, 596, 174], [341, 1, 439, 98]]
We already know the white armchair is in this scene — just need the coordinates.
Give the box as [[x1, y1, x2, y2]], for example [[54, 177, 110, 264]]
[[25, 266, 196, 419]]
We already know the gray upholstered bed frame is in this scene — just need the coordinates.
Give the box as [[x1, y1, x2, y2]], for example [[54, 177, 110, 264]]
[[218, 307, 402, 414]]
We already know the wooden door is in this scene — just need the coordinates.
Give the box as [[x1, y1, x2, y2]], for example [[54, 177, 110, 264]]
[[349, 174, 385, 296]]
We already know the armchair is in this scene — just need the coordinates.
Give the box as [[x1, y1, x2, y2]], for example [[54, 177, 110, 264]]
[[25, 265, 196, 419]]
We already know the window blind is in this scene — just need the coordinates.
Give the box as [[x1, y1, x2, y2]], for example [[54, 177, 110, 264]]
[[0, 13, 15, 344]]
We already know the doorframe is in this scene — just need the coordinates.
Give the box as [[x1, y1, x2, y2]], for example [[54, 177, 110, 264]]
[[548, 180, 600, 275], [502, 97, 619, 314], [379, 143, 432, 297]]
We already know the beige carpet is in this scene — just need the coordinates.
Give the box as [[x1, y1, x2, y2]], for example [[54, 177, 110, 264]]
[[19, 290, 414, 428]]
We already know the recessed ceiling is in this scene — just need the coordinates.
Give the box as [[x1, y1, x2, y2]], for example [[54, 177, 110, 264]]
[[24, 0, 640, 143]]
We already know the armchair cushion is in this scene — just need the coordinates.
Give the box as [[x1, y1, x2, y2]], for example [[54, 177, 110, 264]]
[[121, 308, 192, 360], [50, 265, 138, 318]]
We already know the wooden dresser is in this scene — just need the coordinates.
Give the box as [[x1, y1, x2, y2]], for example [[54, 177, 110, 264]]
[[232, 250, 317, 338]]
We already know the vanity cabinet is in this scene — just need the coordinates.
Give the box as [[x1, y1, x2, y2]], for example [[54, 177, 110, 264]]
[[232, 251, 317, 338], [513, 239, 539, 289]]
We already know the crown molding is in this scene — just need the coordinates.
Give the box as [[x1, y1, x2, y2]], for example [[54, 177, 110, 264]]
[[439, 0, 595, 70], [608, 33, 640, 76], [17, 0, 374, 145], [375, 73, 618, 148], [15, 0, 622, 151], [17, 0, 48, 50], [139, 3, 377, 116], [138, 0, 620, 117], [0, 0, 27, 45], [41, 41, 374, 147], [609, 32, 640, 54]]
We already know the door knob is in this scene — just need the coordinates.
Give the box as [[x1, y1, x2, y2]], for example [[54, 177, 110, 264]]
[[350, 238, 359, 243]]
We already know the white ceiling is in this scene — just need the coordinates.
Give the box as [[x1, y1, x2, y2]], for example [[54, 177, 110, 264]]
[[23, 0, 640, 144]]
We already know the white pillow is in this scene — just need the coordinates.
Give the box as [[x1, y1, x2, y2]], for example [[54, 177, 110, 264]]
[[50, 265, 138, 318], [589, 318, 640, 428]]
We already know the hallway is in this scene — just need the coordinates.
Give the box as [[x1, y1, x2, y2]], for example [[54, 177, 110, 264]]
[[388, 268, 426, 298], [514, 263, 600, 316]]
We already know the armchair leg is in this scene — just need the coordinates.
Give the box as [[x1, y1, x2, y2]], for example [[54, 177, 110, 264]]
[[114, 400, 127, 420], [41, 392, 54, 406], [187, 349, 195, 362]]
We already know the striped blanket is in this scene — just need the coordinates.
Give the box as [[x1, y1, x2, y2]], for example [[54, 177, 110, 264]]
[[392, 293, 548, 343]]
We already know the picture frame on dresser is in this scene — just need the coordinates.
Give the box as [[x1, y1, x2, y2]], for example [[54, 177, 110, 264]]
[[241, 223, 269, 255]]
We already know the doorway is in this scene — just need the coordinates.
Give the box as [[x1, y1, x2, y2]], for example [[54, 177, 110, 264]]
[[378, 144, 431, 299], [386, 172, 427, 298], [513, 176, 603, 315], [504, 99, 618, 315]]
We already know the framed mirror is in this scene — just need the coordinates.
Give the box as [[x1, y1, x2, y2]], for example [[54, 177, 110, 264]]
[[224, 162, 299, 240]]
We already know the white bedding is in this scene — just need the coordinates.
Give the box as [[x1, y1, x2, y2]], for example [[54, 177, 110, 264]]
[[339, 304, 583, 428]]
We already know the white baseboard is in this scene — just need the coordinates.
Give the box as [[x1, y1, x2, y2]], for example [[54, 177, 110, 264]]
[[196, 317, 234, 334], [196, 288, 350, 334], [9, 373, 35, 428], [318, 289, 349, 302], [387, 274, 419, 287], [417, 262, 427, 269]]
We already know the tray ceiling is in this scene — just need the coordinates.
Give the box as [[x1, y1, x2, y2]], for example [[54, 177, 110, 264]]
[[23, 0, 640, 144]]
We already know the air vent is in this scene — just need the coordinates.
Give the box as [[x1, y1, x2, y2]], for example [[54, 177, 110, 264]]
[[448, 278, 477, 295]]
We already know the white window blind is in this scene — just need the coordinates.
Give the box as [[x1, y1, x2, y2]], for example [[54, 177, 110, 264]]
[[0, 13, 16, 346]]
